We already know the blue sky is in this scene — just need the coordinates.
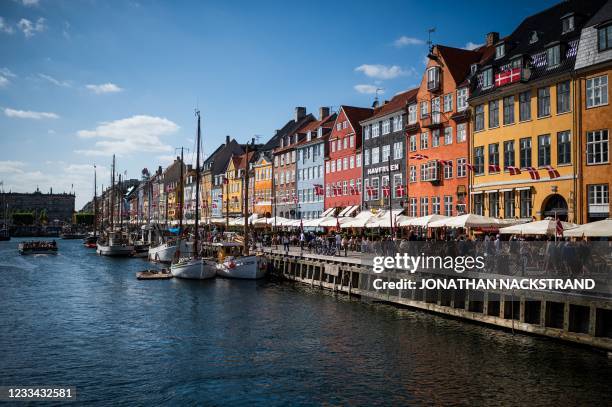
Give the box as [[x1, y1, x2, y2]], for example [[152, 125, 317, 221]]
[[0, 0, 558, 208]]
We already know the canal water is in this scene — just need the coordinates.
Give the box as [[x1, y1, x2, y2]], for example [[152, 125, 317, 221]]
[[1, 238, 611, 405]]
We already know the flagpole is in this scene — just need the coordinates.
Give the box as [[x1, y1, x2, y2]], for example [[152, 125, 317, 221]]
[[388, 156, 393, 237]]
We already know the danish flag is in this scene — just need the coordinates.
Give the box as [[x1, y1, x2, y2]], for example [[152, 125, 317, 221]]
[[505, 166, 522, 175], [366, 186, 374, 197], [382, 185, 390, 197], [395, 184, 405, 197], [334, 185, 343, 196], [556, 218, 564, 237], [544, 165, 560, 179], [438, 159, 453, 166], [410, 154, 429, 160], [523, 167, 540, 180], [350, 185, 359, 195], [488, 164, 501, 172], [465, 163, 475, 171], [494, 67, 521, 87], [314, 184, 324, 196]]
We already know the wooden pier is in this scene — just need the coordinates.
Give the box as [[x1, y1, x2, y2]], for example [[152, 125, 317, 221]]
[[262, 248, 612, 352]]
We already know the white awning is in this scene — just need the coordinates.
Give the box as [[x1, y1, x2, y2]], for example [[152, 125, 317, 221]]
[[321, 207, 335, 217], [516, 186, 531, 191], [499, 188, 513, 192], [484, 190, 498, 194], [338, 206, 352, 217], [470, 191, 483, 195], [344, 205, 359, 217]]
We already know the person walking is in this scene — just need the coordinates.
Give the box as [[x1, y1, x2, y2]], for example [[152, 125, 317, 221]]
[[282, 234, 289, 253]]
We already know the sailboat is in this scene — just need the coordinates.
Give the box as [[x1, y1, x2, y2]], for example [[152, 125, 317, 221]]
[[97, 155, 134, 256], [0, 185, 9, 241], [84, 165, 99, 248], [215, 140, 266, 279], [170, 110, 217, 279]]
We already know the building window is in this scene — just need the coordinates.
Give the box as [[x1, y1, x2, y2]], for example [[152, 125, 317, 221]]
[[482, 68, 493, 88], [409, 134, 417, 152], [408, 104, 417, 124], [503, 95, 515, 125], [372, 123, 380, 138], [364, 149, 370, 166], [432, 129, 440, 148], [598, 24, 612, 51], [420, 197, 429, 216], [393, 115, 403, 132], [444, 127, 453, 145], [382, 119, 391, 135], [537, 87, 550, 117], [475, 104, 485, 131], [343, 180, 348, 195], [587, 130, 609, 164], [562, 15, 574, 34], [382, 145, 390, 162], [427, 66, 440, 90], [349, 156, 355, 169], [588, 184, 609, 206], [371, 147, 380, 164], [350, 135, 355, 148], [457, 87, 468, 111], [474, 146, 484, 175], [443, 93, 453, 112], [343, 138, 348, 150], [356, 154, 361, 167], [489, 100, 499, 128], [432, 197, 440, 214], [495, 43, 505, 59], [357, 178, 361, 192], [520, 189, 532, 218], [331, 141, 336, 153], [546, 45, 560, 67], [364, 126, 370, 140], [444, 161, 453, 179], [409, 165, 416, 183], [489, 143, 499, 171], [538, 134, 551, 167], [337, 158, 342, 171], [489, 192, 499, 218], [409, 198, 417, 217], [519, 91, 531, 121], [520, 137, 532, 168], [457, 158, 467, 177], [394, 141, 403, 160], [331, 161, 336, 173], [343, 157, 348, 170], [392, 174, 402, 198], [457, 123, 466, 143], [444, 195, 453, 216], [557, 131, 571, 165], [473, 194, 483, 215], [420, 101, 429, 118], [586, 75, 608, 108], [504, 191, 515, 218], [504, 140, 515, 168], [420, 132, 429, 149], [370, 177, 379, 200], [557, 81, 571, 114]]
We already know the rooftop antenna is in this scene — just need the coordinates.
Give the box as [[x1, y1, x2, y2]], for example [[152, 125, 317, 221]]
[[372, 88, 384, 108], [427, 27, 436, 52]]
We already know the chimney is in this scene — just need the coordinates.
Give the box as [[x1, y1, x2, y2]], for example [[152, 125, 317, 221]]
[[251, 137, 255, 145], [319, 106, 330, 119], [295, 106, 306, 122], [225, 135, 230, 145], [486, 32, 500, 46]]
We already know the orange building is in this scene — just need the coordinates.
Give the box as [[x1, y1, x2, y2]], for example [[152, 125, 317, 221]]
[[252, 152, 273, 217], [406, 42, 493, 217]]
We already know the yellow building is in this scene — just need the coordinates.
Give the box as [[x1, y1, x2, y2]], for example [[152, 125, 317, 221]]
[[469, 11, 591, 222], [253, 153, 273, 217], [225, 155, 243, 217], [200, 169, 213, 222]]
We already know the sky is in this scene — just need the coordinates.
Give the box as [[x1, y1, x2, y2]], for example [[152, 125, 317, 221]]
[[0, 0, 559, 209]]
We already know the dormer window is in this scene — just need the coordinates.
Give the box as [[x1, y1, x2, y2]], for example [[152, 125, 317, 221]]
[[317, 127, 323, 137], [598, 24, 612, 52], [546, 44, 561, 67], [561, 14, 574, 34], [529, 31, 539, 44], [280, 138, 284, 148], [307, 131, 312, 141], [495, 43, 505, 59], [426, 66, 440, 91], [510, 55, 523, 69], [482, 67, 493, 89]]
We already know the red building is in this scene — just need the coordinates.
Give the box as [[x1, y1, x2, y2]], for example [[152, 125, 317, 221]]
[[406, 43, 493, 217], [325, 105, 373, 214]]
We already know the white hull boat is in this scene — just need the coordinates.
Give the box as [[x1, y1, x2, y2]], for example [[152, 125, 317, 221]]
[[216, 255, 266, 279], [96, 243, 134, 256], [171, 257, 217, 280], [148, 240, 190, 263]]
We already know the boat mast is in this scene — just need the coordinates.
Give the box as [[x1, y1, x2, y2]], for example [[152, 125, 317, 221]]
[[118, 173, 122, 231], [194, 110, 201, 256], [179, 147, 184, 234], [94, 164, 97, 237], [243, 141, 250, 256], [110, 154, 115, 230]]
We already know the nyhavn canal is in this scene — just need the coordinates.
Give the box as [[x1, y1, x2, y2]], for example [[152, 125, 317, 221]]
[[1, 239, 611, 405]]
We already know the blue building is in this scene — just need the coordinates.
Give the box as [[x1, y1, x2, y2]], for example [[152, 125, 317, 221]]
[[296, 108, 336, 219]]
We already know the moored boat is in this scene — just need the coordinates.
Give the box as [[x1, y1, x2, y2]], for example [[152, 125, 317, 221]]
[[0, 228, 9, 241], [97, 231, 134, 257], [18, 240, 58, 255], [83, 235, 98, 248], [207, 242, 266, 279]]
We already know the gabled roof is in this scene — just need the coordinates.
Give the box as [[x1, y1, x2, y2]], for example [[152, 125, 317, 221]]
[[363, 88, 418, 122], [262, 113, 316, 151], [204, 138, 245, 176], [294, 113, 338, 147], [436, 44, 494, 84]]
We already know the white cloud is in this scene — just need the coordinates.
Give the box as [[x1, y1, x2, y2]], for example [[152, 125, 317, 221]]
[[157, 155, 177, 165], [0, 17, 15, 34], [0, 76, 8, 87], [0, 68, 16, 78], [21, 0, 40, 6], [0, 160, 26, 174], [85, 83, 123, 94], [18, 17, 45, 38], [39, 73, 71, 87], [75, 115, 179, 157], [464, 41, 483, 51], [354, 84, 382, 95], [355, 64, 406, 80], [4, 108, 59, 119], [394, 36, 424, 47]]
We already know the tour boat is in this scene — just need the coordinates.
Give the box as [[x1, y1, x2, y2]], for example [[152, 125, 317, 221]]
[[60, 230, 87, 239], [96, 231, 134, 256], [210, 242, 266, 279], [170, 255, 217, 279], [148, 239, 189, 263], [18, 240, 58, 255]]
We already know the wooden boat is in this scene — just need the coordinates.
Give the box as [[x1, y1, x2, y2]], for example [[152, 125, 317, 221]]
[[18, 240, 58, 255], [136, 269, 173, 280]]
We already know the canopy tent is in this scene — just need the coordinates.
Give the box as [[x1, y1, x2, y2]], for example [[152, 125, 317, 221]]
[[317, 216, 351, 227], [401, 214, 449, 227], [252, 217, 269, 226], [340, 211, 374, 228], [499, 219, 579, 236], [265, 216, 291, 226], [321, 207, 336, 217], [563, 218, 612, 237], [365, 209, 405, 228], [428, 214, 502, 228]]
